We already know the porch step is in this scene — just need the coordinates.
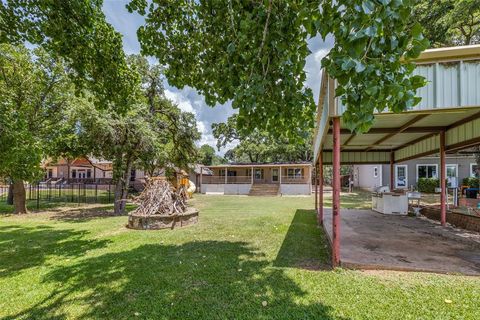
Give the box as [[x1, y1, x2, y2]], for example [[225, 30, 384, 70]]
[[249, 184, 279, 196]]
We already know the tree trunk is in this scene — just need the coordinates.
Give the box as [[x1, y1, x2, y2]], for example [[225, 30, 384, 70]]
[[6, 182, 13, 205], [12, 180, 27, 214], [113, 162, 132, 215]]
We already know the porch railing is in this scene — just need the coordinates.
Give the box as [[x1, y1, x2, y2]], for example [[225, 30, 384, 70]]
[[201, 175, 309, 184]]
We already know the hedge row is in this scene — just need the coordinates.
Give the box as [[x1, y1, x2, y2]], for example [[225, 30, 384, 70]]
[[417, 178, 440, 193], [463, 177, 480, 188]]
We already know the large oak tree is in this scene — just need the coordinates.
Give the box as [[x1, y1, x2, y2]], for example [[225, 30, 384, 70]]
[[128, 0, 428, 135]]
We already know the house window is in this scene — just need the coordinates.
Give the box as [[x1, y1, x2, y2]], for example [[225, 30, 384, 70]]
[[417, 164, 438, 180], [246, 169, 252, 177], [272, 168, 279, 182], [219, 169, 226, 177], [72, 169, 77, 178], [130, 169, 136, 181], [287, 168, 303, 179], [395, 165, 408, 188], [87, 169, 92, 178], [373, 167, 378, 178], [227, 170, 237, 177], [471, 163, 479, 178], [254, 169, 264, 180], [48, 169, 53, 178]]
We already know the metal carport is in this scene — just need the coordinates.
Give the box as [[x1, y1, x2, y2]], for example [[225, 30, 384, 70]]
[[313, 45, 480, 267]]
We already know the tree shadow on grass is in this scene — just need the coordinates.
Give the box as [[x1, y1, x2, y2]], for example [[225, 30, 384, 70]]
[[49, 203, 136, 223], [2, 241, 346, 320], [0, 225, 111, 278], [274, 209, 331, 270]]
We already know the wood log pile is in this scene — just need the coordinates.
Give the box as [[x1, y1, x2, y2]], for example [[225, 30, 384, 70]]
[[132, 178, 187, 216]]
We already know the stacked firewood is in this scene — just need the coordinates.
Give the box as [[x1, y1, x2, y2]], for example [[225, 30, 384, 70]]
[[132, 178, 187, 216]]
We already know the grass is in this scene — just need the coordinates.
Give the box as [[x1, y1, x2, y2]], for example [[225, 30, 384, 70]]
[[0, 189, 114, 214], [0, 195, 479, 319]]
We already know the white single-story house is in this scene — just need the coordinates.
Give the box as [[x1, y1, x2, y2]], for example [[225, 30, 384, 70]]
[[199, 162, 312, 195]]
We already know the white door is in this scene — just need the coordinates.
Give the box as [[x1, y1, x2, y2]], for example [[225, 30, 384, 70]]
[[395, 165, 408, 189]]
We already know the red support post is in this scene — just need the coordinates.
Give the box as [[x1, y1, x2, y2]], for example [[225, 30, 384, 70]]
[[440, 131, 446, 226], [314, 163, 318, 212], [390, 151, 395, 190], [332, 117, 341, 267], [318, 152, 324, 226]]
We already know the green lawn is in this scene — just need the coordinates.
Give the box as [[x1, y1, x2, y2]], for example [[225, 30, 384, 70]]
[[0, 195, 479, 319], [0, 188, 114, 214]]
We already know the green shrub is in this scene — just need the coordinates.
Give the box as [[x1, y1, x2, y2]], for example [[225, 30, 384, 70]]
[[417, 178, 440, 193], [462, 177, 480, 188]]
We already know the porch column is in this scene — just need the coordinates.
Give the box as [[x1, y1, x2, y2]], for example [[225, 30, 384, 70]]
[[390, 151, 395, 190], [279, 167, 282, 184], [225, 167, 228, 184], [251, 166, 254, 185], [318, 152, 324, 226], [200, 167, 203, 193], [332, 117, 341, 267], [440, 131, 447, 226]]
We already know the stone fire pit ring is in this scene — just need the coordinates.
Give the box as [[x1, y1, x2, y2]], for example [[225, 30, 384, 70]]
[[127, 207, 199, 230]]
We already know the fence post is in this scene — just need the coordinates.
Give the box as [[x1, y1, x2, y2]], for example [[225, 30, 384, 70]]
[[95, 184, 98, 203], [71, 183, 74, 202], [36, 183, 40, 210], [108, 184, 111, 203]]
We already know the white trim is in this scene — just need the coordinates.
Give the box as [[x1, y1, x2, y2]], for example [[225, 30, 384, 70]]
[[446, 164, 458, 178], [470, 163, 479, 177], [416, 164, 438, 181], [395, 165, 408, 189]]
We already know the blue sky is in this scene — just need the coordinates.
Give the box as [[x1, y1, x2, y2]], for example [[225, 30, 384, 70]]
[[102, 0, 333, 153]]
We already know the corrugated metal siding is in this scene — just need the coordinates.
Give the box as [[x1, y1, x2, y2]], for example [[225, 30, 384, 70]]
[[313, 89, 330, 162], [395, 134, 439, 161], [414, 64, 435, 109], [446, 118, 480, 146], [463, 61, 480, 106], [322, 151, 390, 164], [325, 61, 480, 118]]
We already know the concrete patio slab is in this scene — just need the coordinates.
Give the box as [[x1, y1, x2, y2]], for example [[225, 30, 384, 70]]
[[323, 209, 480, 275]]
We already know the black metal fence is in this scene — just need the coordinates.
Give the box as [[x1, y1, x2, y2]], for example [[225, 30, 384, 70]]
[[0, 182, 115, 210]]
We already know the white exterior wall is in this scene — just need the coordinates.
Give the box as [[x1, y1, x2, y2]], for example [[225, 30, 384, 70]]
[[280, 184, 311, 195], [353, 165, 383, 191], [201, 183, 311, 195]]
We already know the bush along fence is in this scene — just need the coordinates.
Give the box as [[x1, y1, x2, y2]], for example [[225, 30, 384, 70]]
[[0, 182, 115, 210]]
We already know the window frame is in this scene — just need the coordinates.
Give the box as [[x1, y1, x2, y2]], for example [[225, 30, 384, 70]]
[[416, 164, 438, 181], [287, 167, 304, 179], [373, 166, 378, 178], [446, 164, 458, 179], [470, 163, 479, 178]]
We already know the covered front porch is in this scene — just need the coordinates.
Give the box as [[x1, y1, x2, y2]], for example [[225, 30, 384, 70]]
[[199, 163, 312, 195]]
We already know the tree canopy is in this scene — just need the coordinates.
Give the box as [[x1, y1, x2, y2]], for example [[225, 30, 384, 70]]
[[0, 0, 139, 111], [128, 0, 428, 135], [412, 0, 480, 47], [74, 55, 200, 214], [198, 144, 225, 166], [0, 44, 78, 213], [213, 115, 312, 163]]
